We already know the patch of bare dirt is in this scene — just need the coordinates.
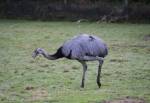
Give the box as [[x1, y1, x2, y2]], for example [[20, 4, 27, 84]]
[[39, 64, 49, 68], [25, 86, 34, 90], [25, 86, 48, 101], [102, 97, 146, 103], [110, 59, 128, 63], [63, 69, 69, 73], [72, 66, 79, 70], [143, 34, 150, 41], [31, 89, 48, 101]]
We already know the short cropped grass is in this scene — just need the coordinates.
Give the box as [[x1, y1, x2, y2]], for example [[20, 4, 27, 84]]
[[0, 20, 150, 103]]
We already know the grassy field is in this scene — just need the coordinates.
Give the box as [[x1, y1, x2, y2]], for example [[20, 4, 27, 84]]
[[0, 20, 150, 103]]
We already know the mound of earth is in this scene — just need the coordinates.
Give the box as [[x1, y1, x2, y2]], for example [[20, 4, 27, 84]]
[[103, 97, 146, 103]]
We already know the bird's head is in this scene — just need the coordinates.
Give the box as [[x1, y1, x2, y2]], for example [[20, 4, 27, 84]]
[[32, 48, 44, 58]]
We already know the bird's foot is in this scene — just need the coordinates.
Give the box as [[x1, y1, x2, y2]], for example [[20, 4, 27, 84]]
[[80, 84, 84, 88], [97, 82, 101, 88], [98, 83, 101, 88]]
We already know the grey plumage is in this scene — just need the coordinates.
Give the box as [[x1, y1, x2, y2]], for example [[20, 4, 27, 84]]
[[32, 33, 108, 88], [62, 34, 108, 60]]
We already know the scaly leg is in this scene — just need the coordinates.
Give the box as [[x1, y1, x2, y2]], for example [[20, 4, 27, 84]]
[[79, 61, 87, 88], [97, 60, 103, 88]]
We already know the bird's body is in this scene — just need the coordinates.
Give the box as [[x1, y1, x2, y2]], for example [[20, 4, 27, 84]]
[[61, 34, 108, 60], [32, 34, 108, 88]]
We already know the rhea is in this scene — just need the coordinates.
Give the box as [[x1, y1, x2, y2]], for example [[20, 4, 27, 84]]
[[32, 34, 108, 88]]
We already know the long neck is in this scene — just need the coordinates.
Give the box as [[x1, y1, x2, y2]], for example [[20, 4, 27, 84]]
[[41, 47, 64, 60], [41, 51, 57, 60], [42, 53, 58, 60]]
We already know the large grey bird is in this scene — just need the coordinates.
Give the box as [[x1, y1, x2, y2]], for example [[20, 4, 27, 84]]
[[32, 34, 108, 88]]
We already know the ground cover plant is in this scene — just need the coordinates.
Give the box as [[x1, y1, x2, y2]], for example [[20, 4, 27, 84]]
[[0, 20, 150, 103]]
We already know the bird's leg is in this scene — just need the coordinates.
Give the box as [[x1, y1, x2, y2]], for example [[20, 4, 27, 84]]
[[97, 60, 103, 88], [80, 56, 104, 61], [79, 61, 87, 88]]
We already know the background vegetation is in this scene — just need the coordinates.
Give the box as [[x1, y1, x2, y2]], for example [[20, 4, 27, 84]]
[[0, 20, 150, 103], [0, 0, 150, 22]]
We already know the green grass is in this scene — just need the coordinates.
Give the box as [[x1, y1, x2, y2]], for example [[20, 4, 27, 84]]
[[0, 19, 150, 103]]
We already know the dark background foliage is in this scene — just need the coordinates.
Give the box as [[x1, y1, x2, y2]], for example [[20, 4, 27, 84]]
[[0, 0, 150, 22]]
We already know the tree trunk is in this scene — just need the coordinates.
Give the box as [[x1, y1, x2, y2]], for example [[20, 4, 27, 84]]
[[64, 0, 67, 5], [123, 0, 129, 20]]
